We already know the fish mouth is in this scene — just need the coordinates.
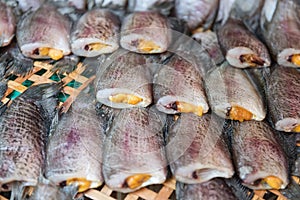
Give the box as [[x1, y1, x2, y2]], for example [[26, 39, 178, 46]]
[[84, 42, 111, 51], [33, 47, 63, 60], [226, 106, 253, 122], [165, 101, 203, 116], [131, 39, 161, 53], [287, 54, 300, 67], [239, 54, 265, 67]]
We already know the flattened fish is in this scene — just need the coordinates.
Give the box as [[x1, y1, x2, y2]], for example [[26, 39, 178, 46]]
[[176, 178, 238, 200], [103, 107, 167, 193], [266, 66, 300, 132], [232, 120, 289, 190], [0, 2, 16, 47], [71, 8, 120, 57], [0, 83, 61, 198], [174, 0, 219, 30], [261, 0, 300, 68], [153, 53, 209, 117], [166, 113, 234, 184], [127, 0, 174, 16], [17, 3, 71, 60], [205, 62, 266, 122], [217, 18, 270, 68], [120, 12, 171, 54], [45, 92, 104, 193], [95, 51, 152, 109]]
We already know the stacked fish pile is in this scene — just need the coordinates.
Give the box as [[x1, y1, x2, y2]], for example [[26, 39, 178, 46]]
[[0, 0, 300, 199]]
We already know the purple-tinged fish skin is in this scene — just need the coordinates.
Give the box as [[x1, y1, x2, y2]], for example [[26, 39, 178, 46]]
[[192, 30, 224, 65], [217, 18, 270, 68], [175, 0, 219, 30], [45, 92, 104, 193], [128, 0, 174, 16], [261, 0, 300, 68], [153, 53, 209, 116], [0, 2, 16, 47], [120, 12, 171, 54], [176, 178, 238, 200], [0, 83, 61, 193], [71, 9, 120, 57], [232, 120, 289, 190], [95, 51, 152, 109], [266, 66, 300, 132], [167, 113, 234, 184], [103, 107, 167, 193], [17, 3, 71, 60], [205, 62, 266, 121]]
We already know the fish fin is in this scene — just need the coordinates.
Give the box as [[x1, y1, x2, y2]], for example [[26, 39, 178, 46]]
[[0, 79, 8, 100], [280, 178, 300, 200], [175, 181, 185, 200], [0, 101, 8, 116], [222, 119, 234, 155], [95, 102, 120, 133], [50, 55, 80, 74], [225, 175, 254, 200], [10, 182, 27, 200]]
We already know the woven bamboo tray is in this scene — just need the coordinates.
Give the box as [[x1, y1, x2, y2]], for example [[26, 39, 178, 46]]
[[0, 61, 299, 200]]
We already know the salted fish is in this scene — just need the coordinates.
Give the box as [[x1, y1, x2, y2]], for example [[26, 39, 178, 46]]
[[205, 62, 266, 122], [174, 0, 219, 30], [217, 18, 270, 68], [266, 66, 300, 132], [232, 120, 289, 190], [52, 0, 87, 10], [103, 107, 167, 193], [95, 51, 152, 109], [0, 2, 16, 47], [45, 91, 104, 193], [176, 178, 238, 200], [153, 53, 209, 117], [261, 0, 300, 68], [127, 0, 174, 16], [71, 8, 120, 57], [120, 11, 171, 54], [166, 113, 234, 184], [0, 83, 61, 198], [17, 3, 71, 60], [16, 0, 45, 12]]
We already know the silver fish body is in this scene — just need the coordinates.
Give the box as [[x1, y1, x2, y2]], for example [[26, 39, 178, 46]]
[[127, 0, 174, 16], [153, 53, 209, 117], [205, 62, 266, 122], [176, 178, 238, 200], [120, 12, 171, 54], [217, 18, 270, 68], [232, 120, 289, 190], [261, 0, 300, 68], [17, 3, 71, 60], [0, 83, 61, 193], [0, 2, 16, 47], [45, 92, 104, 193], [175, 0, 219, 30], [71, 9, 120, 57], [95, 51, 152, 109], [16, 0, 45, 12], [166, 113, 234, 184], [103, 107, 167, 193], [266, 66, 300, 132]]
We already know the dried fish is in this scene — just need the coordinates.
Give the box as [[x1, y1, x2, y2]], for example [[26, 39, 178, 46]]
[[153, 53, 209, 117], [52, 0, 87, 10], [205, 62, 266, 122], [266, 66, 300, 132], [217, 18, 270, 68], [261, 0, 300, 68], [16, 0, 45, 12], [232, 120, 289, 190], [103, 107, 167, 193], [174, 0, 219, 30], [71, 8, 120, 57], [176, 178, 238, 200], [166, 113, 234, 184], [0, 2, 16, 47], [17, 3, 71, 60], [0, 83, 61, 198], [95, 51, 152, 109], [45, 92, 104, 194], [120, 12, 171, 54], [127, 0, 174, 16]]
